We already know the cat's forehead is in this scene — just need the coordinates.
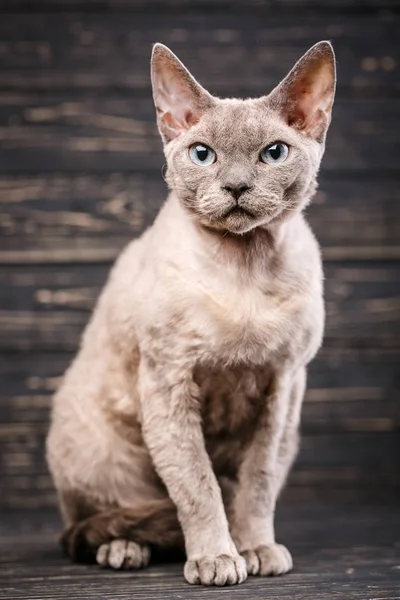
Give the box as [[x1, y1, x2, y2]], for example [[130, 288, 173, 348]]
[[199, 98, 292, 151]]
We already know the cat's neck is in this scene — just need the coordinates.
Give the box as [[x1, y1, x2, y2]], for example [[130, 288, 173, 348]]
[[199, 222, 283, 268], [163, 192, 302, 271]]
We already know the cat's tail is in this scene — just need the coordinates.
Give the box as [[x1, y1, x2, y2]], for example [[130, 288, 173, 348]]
[[61, 498, 183, 563]]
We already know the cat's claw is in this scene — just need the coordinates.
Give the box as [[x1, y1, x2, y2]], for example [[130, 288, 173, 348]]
[[184, 553, 247, 586], [96, 539, 150, 570], [242, 543, 293, 576]]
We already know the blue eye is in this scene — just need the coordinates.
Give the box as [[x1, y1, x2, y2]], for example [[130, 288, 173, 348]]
[[189, 144, 216, 166], [260, 142, 289, 165]]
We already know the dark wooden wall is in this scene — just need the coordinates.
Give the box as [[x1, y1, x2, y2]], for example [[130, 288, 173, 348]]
[[0, 0, 399, 509]]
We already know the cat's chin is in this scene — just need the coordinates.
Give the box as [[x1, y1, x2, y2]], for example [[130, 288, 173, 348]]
[[222, 210, 258, 234], [201, 219, 261, 236], [217, 213, 277, 236], [224, 222, 259, 235], [192, 210, 256, 236], [215, 206, 289, 235], [221, 207, 299, 234], [193, 207, 286, 236]]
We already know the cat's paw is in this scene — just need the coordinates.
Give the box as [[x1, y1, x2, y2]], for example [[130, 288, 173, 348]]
[[241, 543, 292, 576], [184, 553, 247, 586], [96, 539, 150, 570]]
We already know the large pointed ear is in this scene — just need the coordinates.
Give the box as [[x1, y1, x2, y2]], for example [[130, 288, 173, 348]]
[[151, 43, 215, 143], [268, 41, 336, 142]]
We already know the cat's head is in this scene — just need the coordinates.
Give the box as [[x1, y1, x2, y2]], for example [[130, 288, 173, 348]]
[[151, 41, 336, 235]]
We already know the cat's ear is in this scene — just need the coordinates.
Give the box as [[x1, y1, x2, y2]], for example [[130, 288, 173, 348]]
[[151, 43, 215, 143], [268, 41, 336, 141]]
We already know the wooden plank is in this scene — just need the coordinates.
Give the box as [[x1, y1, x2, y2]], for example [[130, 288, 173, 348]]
[[307, 176, 400, 255], [0, 173, 162, 261], [0, 95, 399, 173], [0, 503, 399, 599], [0, 262, 399, 350], [3, 0, 400, 10], [0, 11, 398, 95], [0, 174, 399, 262]]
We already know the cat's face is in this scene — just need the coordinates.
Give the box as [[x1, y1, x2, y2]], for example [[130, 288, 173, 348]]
[[151, 42, 336, 234]]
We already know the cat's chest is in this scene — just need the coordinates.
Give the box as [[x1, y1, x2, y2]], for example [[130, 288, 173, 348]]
[[190, 269, 317, 365]]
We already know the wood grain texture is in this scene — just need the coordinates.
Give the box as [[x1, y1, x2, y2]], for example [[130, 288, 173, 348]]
[[0, 503, 399, 598], [0, 174, 399, 263], [3, 0, 400, 9], [0, 11, 398, 94]]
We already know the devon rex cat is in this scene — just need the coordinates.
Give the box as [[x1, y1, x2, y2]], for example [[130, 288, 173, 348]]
[[47, 40, 336, 586]]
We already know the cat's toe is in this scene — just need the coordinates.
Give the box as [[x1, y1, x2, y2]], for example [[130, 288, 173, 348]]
[[96, 539, 150, 570], [242, 543, 292, 576], [184, 553, 247, 586]]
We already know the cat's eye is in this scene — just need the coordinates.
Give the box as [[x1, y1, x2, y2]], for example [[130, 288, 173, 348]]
[[260, 142, 289, 165], [189, 144, 216, 166]]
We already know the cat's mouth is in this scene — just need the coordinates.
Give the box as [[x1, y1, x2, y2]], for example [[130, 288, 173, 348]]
[[223, 205, 255, 219], [216, 204, 259, 234]]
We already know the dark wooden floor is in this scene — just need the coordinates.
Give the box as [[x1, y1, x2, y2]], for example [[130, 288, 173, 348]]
[[1, 499, 399, 599]]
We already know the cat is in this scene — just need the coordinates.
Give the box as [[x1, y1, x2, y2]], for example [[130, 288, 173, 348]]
[[46, 40, 336, 586]]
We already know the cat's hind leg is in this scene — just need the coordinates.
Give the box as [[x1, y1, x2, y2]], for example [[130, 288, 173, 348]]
[[96, 539, 150, 570], [60, 499, 183, 569]]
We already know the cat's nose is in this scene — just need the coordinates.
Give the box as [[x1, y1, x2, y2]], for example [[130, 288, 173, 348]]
[[223, 184, 251, 201]]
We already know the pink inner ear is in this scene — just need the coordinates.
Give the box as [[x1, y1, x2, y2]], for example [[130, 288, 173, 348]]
[[288, 67, 334, 137], [152, 44, 215, 141], [292, 90, 320, 125], [185, 110, 200, 127], [172, 85, 203, 127], [161, 112, 183, 135], [160, 108, 201, 140]]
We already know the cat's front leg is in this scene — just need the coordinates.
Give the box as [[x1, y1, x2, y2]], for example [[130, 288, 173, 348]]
[[139, 356, 247, 586], [229, 367, 306, 577]]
